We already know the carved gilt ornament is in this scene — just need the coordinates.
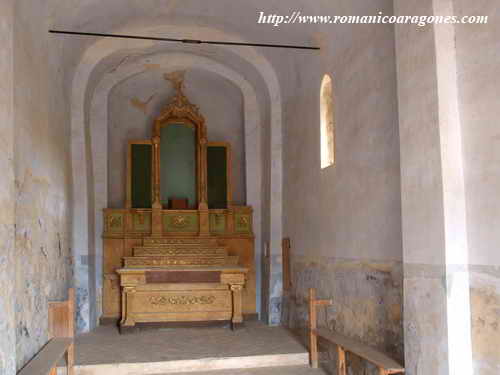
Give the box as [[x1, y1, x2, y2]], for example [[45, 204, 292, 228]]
[[150, 295, 216, 305], [171, 215, 191, 228]]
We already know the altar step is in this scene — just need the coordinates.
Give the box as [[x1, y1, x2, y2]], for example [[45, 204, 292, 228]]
[[163, 365, 326, 375], [69, 353, 309, 375], [67, 321, 310, 375]]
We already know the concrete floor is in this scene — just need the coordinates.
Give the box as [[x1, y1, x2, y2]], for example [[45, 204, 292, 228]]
[[75, 321, 307, 365], [70, 321, 312, 374]]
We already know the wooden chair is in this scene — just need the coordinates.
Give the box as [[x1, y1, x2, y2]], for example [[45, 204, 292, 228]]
[[18, 288, 75, 375], [309, 288, 404, 375]]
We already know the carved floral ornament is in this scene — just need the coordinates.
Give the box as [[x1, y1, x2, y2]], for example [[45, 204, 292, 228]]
[[237, 216, 249, 226], [108, 214, 123, 229], [171, 215, 191, 228]]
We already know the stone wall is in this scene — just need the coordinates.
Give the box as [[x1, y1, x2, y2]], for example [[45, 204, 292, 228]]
[[0, 0, 74, 372], [0, 0, 17, 373], [282, 256, 404, 371], [470, 267, 500, 375], [454, 1, 500, 374], [280, 0, 403, 372]]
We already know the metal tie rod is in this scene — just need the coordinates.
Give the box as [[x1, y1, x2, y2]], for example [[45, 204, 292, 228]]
[[49, 30, 320, 50]]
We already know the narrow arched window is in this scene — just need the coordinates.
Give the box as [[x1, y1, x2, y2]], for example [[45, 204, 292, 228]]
[[320, 74, 335, 169]]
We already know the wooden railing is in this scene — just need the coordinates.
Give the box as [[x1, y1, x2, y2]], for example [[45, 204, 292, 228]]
[[309, 288, 404, 375], [18, 289, 75, 375]]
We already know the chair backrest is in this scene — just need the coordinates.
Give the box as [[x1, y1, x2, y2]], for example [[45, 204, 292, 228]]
[[48, 288, 75, 339]]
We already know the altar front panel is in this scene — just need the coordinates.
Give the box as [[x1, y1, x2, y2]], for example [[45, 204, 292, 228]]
[[129, 288, 233, 323]]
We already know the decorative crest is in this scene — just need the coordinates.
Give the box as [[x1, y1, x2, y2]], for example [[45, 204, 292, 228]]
[[163, 71, 185, 93], [154, 70, 205, 132]]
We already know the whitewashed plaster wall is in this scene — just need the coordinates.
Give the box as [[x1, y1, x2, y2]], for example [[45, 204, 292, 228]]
[[282, 0, 402, 264], [0, 1, 17, 374], [108, 69, 246, 208], [281, 0, 404, 372], [395, 1, 467, 371], [454, 0, 500, 266], [13, 0, 73, 369], [454, 2, 500, 374], [0, 1, 74, 373], [393, 0, 500, 374]]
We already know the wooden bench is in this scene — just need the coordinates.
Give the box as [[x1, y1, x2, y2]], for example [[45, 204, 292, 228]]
[[309, 288, 404, 375], [18, 289, 75, 375]]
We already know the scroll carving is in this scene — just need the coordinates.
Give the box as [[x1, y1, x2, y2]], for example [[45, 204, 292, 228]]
[[150, 295, 216, 305], [230, 284, 244, 292]]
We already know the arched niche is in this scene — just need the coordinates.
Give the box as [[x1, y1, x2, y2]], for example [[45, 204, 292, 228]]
[[72, 25, 283, 330]]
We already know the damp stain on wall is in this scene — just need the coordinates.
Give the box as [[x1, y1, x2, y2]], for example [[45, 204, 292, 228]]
[[470, 269, 500, 375], [130, 93, 156, 114], [282, 255, 403, 374]]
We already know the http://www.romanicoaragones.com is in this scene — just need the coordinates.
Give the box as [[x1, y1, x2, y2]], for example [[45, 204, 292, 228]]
[[257, 11, 488, 27]]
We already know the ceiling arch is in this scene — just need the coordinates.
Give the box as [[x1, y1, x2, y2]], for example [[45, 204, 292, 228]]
[[70, 23, 283, 330]]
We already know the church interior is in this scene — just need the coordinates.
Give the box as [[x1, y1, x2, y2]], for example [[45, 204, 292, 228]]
[[1, 1, 499, 375]]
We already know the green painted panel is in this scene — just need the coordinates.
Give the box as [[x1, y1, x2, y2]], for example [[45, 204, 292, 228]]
[[207, 146, 228, 209], [131, 144, 152, 208], [160, 125, 197, 208], [163, 213, 199, 232]]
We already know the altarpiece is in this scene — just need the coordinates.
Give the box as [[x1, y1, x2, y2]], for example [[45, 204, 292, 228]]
[[101, 73, 255, 331]]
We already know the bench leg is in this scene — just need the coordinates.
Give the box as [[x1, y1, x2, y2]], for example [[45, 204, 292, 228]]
[[337, 346, 346, 375], [309, 288, 318, 368], [49, 368, 57, 375], [310, 331, 318, 368], [66, 343, 75, 375]]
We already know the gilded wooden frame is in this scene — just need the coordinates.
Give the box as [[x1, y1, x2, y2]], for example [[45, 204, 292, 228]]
[[151, 88, 208, 210]]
